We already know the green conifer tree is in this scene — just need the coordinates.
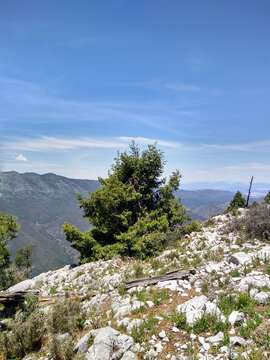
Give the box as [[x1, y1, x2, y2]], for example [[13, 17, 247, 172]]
[[0, 213, 19, 289], [64, 142, 187, 261], [227, 191, 246, 212], [264, 191, 270, 204]]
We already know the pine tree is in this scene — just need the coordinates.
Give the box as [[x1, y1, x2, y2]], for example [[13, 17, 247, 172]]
[[64, 142, 187, 261], [15, 245, 33, 277], [264, 191, 270, 204], [0, 213, 19, 289], [227, 191, 246, 212]]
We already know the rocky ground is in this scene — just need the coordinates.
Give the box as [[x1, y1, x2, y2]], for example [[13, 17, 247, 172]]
[[2, 208, 270, 360]]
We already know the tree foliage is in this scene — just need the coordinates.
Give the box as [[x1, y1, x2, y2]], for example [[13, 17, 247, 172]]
[[227, 191, 246, 212], [15, 245, 33, 277], [264, 191, 270, 205], [0, 213, 19, 289], [64, 143, 187, 261]]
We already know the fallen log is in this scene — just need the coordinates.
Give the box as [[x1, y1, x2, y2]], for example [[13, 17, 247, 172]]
[[0, 291, 28, 306], [124, 268, 196, 290], [0, 290, 89, 308]]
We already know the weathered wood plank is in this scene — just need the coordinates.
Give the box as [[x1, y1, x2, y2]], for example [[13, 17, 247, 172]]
[[124, 269, 196, 290]]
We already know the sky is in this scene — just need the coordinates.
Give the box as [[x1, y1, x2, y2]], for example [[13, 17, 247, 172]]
[[1, 0, 270, 184]]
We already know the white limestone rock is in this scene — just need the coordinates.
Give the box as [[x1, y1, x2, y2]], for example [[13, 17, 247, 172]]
[[121, 351, 137, 360], [254, 291, 270, 304], [229, 252, 253, 266], [228, 311, 245, 326], [177, 295, 224, 326], [85, 326, 134, 360], [176, 295, 208, 325], [207, 332, 224, 345], [230, 336, 250, 347], [7, 278, 36, 293], [257, 246, 270, 261], [238, 273, 270, 292], [74, 332, 92, 354], [158, 330, 166, 339]]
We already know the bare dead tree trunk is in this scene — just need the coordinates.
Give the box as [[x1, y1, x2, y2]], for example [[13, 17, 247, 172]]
[[246, 176, 254, 208]]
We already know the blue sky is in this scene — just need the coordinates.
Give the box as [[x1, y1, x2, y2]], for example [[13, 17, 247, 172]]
[[1, 0, 270, 183]]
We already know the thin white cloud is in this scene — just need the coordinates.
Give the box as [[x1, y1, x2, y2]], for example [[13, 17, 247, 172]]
[[3, 136, 270, 154], [3, 136, 180, 152], [15, 154, 28, 162], [184, 162, 270, 183], [123, 79, 201, 93], [0, 77, 196, 134], [224, 162, 270, 171], [165, 140, 270, 153], [194, 140, 270, 152]]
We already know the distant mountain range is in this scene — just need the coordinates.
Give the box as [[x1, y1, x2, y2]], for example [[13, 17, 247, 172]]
[[184, 181, 270, 198], [0, 171, 246, 275]]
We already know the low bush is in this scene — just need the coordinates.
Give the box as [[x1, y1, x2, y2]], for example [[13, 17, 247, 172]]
[[0, 311, 45, 358], [49, 337, 74, 360], [47, 300, 85, 334], [225, 203, 270, 241]]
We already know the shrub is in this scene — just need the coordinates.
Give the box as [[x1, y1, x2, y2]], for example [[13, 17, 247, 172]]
[[253, 320, 270, 347], [49, 337, 74, 360], [226, 203, 270, 241], [180, 220, 202, 235], [47, 300, 85, 334], [0, 311, 45, 358], [132, 262, 145, 278]]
